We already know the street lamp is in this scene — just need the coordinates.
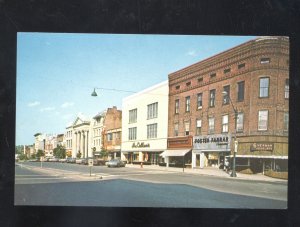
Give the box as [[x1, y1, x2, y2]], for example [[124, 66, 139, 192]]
[[91, 88, 98, 97], [222, 91, 238, 177]]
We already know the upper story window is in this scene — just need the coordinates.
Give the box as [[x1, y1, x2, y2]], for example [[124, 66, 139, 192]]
[[196, 119, 202, 135], [222, 115, 229, 133], [210, 73, 216, 79], [223, 85, 230, 105], [258, 110, 268, 131], [184, 121, 190, 136], [284, 112, 289, 131], [236, 112, 244, 132], [175, 99, 179, 114], [147, 102, 158, 119], [198, 77, 203, 83], [224, 68, 231, 74], [285, 79, 289, 99], [107, 133, 113, 141], [237, 81, 245, 102], [185, 96, 190, 112], [259, 77, 269, 98], [186, 81, 191, 87], [238, 63, 246, 69], [208, 117, 215, 134], [128, 127, 137, 140], [147, 123, 157, 139], [197, 93, 203, 109], [174, 123, 179, 137], [209, 89, 216, 107], [175, 85, 180, 90], [260, 58, 270, 64], [129, 108, 137, 123]]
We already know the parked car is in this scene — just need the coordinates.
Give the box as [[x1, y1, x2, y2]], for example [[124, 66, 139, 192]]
[[107, 159, 126, 168], [49, 157, 59, 162], [59, 158, 67, 163], [43, 157, 50, 162], [76, 158, 88, 165], [66, 157, 76, 163]]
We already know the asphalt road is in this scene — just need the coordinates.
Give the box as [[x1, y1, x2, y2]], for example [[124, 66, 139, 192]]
[[14, 162, 287, 208]]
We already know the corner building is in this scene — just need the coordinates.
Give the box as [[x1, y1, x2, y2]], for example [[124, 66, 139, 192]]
[[168, 36, 289, 173]]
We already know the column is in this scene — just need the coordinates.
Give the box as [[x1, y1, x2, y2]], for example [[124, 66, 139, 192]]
[[75, 132, 78, 158], [192, 152, 196, 169], [86, 131, 89, 158]]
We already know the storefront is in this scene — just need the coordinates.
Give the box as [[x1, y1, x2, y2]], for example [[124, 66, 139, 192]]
[[192, 134, 231, 169]]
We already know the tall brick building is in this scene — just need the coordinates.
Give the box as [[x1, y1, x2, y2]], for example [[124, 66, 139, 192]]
[[167, 36, 289, 173]]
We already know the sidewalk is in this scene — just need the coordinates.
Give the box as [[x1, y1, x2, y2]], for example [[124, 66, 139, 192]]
[[127, 164, 287, 183]]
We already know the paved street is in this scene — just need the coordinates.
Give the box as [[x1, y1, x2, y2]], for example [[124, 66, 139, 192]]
[[15, 162, 287, 208]]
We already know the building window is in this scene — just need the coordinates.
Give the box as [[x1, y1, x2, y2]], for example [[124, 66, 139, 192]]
[[128, 127, 137, 140], [238, 63, 245, 69], [260, 58, 270, 64], [107, 133, 113, 141], [147, 102, 158, 119], [197, 93, 203, 109], [196, 119, 202, 135], [184, 122, 190, 136], [285, 79, 289, 99], [175, 85, 180, 90], [284, 112, 289, 131], [186, 81, 191, 86], [259, 77, 269, 98], [129, 108, 137, 123], [222, 115, 229, 133], [174, 123, 179, 137], [147, 123, 157, 139], [258, 110, 268, 131], [198, 77, 203, 83], [209, 89, 216, 107], [237, 81, 245, 102], [175, 99, 179, 114], [210, 73, 216, 79], [224, 68, 231, 74], [208, 117, 215, 134], [185, 96, 190, 112], [236, 112, 244, 132], [223, 85, 230, 105]]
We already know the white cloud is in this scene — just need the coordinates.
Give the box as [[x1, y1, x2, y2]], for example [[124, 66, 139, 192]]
[[186, 50, 197, 57], [28, 101, 40, 107], [40, 107, 55, 112], [61, 102, 74, 108]]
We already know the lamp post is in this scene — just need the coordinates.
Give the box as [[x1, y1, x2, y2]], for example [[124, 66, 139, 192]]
[[222, 91, 238, 177]]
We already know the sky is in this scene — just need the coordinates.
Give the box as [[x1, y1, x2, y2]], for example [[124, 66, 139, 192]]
[[16, 33, 256, 145]]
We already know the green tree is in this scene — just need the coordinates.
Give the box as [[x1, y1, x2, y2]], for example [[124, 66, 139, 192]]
[[100, 147, 108, 160], [31, 154, 36, 159], [36, 149, 45, 159], [76, 151, 82, 158], [53, 145, 66, 159], [19, 153, 28, 160]]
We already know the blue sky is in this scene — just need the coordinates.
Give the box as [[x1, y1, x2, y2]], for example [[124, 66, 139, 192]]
[[16, 33, 256, 145]]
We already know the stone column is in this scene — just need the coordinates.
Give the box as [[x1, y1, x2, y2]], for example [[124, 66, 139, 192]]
[[75, 132, 78, 158], [86, 131, 89, 158]]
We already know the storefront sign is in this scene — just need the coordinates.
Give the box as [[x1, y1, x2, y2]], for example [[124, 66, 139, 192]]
[[132, 142, 150, 148], [250, 143, 273, 152], [168, 136, 193, 148], [193, 134, 231, 151]]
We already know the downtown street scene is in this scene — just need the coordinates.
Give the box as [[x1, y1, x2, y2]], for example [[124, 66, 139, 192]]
[[15, 34, 289, 208]]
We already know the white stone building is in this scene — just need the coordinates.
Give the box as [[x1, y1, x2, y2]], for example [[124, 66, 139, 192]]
[[121, 80, 169, 165]]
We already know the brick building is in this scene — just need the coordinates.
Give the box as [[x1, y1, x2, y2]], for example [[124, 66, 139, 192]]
[[167, 36, 289, 173], [102, 106, 122, 159]]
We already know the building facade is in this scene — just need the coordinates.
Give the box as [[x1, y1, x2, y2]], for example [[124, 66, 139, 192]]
[[168, 36, 289, 173], [34, 133, 45, 154], [121, 81, 169, 165], [44, 134, 58, 157], [91, 110, 106, 158]]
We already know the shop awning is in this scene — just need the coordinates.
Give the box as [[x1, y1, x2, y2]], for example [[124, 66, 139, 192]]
[[160, 149, 191, 157], [228, 155, 288, 159]]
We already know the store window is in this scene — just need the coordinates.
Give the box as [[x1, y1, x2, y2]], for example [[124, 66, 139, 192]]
[[236, 112, 244, 132], [259, 77, 269, 98], [223, 85, 230, 105], [147, 102, 158, 119], [147, 123, 157, 139], [185, 96, 190, 112], [258, 110, 268, 131], [129, 108, 137, 123], [196, 119, 202, 135], [222, 115, 229, 133], [285, 79, 289, 99], [284, 112, 289, 131], [175, 99, 179, 114], [237, 81, 245, 102], [208, 117, 215, 134], [174, 123, 179, 137], [128, 127, 137, 140], [185, 122, 190, 136], [209, 89, 216, 107], [197, 93, 203, 109]]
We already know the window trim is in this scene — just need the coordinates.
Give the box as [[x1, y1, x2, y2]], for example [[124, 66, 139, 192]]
[[237, 81, 245, 102], [208, 117, 215, 134], [259, 77, 270, 98], [147, 102, 158, 120], [223, 85, 230, 105], [236, 112, 244, 133], [184, 121, 190, 136], [185, 96, 190, 112], [197, 93, 203, 110], [222, 114, 229, 133], [147, 123, 158, 139], [209, 89, 216, 107], [258, 110, 269, 131], [196, 119, 202, 136], [129, 108, 137, 124]]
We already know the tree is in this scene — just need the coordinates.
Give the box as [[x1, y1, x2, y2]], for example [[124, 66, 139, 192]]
[[53, 145, 66, 159], [76, 151, 82, 158], [36, 149, 45, 158], [19, 153, 28, 160], [100, 147, 108, 160]]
